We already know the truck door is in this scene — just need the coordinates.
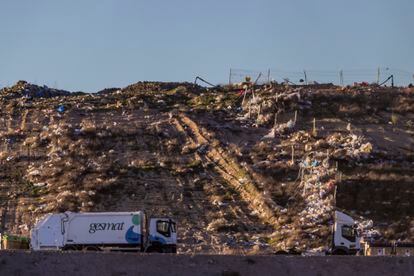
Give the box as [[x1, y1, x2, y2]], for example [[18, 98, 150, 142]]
[[149, 218, 177, 251], [333, 223, 360, 254]]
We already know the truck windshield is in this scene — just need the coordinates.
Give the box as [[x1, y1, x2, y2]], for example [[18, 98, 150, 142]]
[[170, 222, 176, 233], [342, 225, 356, 242]]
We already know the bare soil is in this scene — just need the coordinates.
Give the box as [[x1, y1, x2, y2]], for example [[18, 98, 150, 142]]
[[0, 81, 413, 253]]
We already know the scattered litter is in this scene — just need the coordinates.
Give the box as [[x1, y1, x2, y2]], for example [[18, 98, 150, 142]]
[[57, 105, 65, 113]]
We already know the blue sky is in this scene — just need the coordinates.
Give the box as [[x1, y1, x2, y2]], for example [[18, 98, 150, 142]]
[[0, 0, 413, 91]]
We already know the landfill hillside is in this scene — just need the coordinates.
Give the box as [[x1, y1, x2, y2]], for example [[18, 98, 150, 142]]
[[0, 80, 413, 254]]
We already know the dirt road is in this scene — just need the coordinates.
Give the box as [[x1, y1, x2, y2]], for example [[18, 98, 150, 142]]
[[0, 251, 413, 276]]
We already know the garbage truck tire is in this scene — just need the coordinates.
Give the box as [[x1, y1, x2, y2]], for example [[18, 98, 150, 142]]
[[332, 248, 347, 255]]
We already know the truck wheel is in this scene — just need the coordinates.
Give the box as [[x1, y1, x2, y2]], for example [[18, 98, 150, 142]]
[[64, 245, 78, 251], [84, 246, 100, 251], [332, 249, 347, 255], [160, 247, 175, 253]]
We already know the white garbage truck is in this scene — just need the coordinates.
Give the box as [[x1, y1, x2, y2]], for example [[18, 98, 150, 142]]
[[331, 210, 361, 255], [30, 211, 177, 253]]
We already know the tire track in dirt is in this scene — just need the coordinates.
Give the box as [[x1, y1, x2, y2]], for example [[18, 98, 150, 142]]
[[173, 113, 281, 230]]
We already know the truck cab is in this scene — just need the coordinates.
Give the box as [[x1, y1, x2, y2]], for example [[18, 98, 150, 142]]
[[332, 211, 361, 255], [148, 218, 177, 253]]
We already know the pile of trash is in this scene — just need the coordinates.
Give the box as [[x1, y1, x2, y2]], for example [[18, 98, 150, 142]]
[[268, 131, 374, 251], [0, 81, 71, 100], [356, 217, 382, 243], [295, 153, 337, 249], [121, 81, 201, 94], [0, 80, 413, 254], [236, 86, 313, 127], [327, 133, 373, 161], [286, 132, 374, 248]]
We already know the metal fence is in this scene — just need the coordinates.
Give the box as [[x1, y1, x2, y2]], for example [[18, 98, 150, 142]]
[[229, 68, 414, 86]]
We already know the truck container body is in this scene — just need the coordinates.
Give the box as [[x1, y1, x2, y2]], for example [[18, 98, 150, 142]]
[[31, 211, 176, 252], [65, 211, 144, 247]]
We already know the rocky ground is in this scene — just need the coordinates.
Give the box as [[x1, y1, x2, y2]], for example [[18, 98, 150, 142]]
[[0, 80, 413, 254]]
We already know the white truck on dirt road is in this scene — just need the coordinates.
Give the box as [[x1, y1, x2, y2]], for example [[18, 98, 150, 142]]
[[30, 211, 177, 253]]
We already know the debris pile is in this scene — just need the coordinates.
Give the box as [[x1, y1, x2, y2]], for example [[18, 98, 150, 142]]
[[0, 80, 413, 254], [0, 81, 71, 100], [284, 132, 373, 251], [327, 134, 373, 161]]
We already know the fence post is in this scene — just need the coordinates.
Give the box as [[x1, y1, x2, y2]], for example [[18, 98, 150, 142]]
[[339, 70, 344, 86], [303, 70, 308, 85], [377, 67, 380, 84], [267, 69, 271, 84]]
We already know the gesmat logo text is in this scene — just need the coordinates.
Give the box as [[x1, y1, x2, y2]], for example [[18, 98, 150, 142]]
[[89, 222, 125, 233]]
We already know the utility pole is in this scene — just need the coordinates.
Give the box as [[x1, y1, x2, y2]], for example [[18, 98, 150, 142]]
[[229, 68, 232, 85], [303, 70, 308, 85]]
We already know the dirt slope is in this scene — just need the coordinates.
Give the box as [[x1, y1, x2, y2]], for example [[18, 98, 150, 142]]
[[0, 81, 413, 253]]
